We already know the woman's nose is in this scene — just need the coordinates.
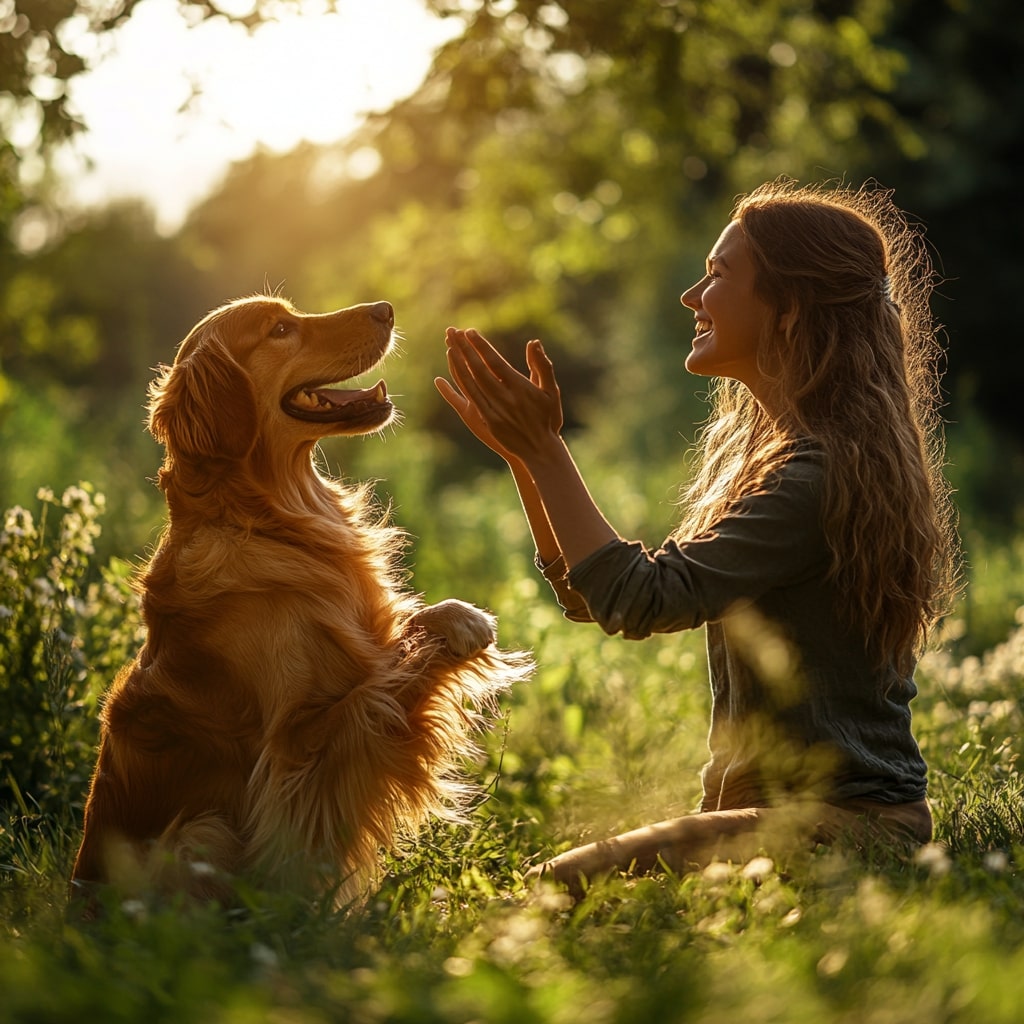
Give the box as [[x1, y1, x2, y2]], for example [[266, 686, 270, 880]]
[[680, 279, 704, 310]]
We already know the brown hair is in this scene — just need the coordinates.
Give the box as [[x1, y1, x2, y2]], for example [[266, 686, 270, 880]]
[[677, 179, 959, 673]]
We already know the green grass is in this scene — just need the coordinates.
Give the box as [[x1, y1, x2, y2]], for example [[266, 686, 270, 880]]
[[3, 478, 1024, 1023]]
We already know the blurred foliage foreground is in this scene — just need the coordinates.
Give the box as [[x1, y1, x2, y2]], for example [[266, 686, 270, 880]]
[[3, 470, 1024, 1024]]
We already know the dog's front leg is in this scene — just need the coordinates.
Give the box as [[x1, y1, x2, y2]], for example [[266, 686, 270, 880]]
[[407, 598, 496, 659]]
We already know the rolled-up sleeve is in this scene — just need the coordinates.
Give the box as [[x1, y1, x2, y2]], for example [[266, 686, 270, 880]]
[[566, 455, 829, 639], [535, 553, 596, 623]]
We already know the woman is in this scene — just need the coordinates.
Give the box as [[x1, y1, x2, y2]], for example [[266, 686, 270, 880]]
[[435, 180, 959, 896]]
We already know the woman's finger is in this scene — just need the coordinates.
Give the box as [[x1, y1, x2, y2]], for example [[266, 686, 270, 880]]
[[525, 339, 543, 387], [526, 339, 564, 432], [445, 345, 500, 416], [436, 376, 520, 462], [525, 340, 557, 390], [436, 369, 494, 429], [447, 331, 506, 390], [442, 345, 496, 417], [434, 375, 465, 413], [446, 344, 486, 399], [526, 340, 560, 400], [462, 328, 523, 384]]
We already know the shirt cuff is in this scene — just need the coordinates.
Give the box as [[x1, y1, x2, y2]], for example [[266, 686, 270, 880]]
[[535, 552, 569, 581], [534, 552, 594, 623]]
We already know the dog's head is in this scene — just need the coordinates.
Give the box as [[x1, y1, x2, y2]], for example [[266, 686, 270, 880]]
[[148, 296, 396, 463]]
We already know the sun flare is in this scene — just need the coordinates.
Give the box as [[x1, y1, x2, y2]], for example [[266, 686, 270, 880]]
[[58, 0, 462, 231]]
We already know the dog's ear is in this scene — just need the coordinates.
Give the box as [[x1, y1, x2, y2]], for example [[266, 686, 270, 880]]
[[148, 337, 257, 461]]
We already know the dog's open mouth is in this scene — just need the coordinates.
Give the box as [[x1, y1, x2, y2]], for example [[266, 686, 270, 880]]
[[283, 379, 394, 426]]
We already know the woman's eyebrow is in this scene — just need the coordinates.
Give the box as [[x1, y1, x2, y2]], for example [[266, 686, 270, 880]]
[[706, 254, 731, 272]]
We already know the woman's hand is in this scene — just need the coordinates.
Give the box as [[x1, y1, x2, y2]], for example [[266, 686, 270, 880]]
[[436, 327, 619, 567], [435, 328, 564, 465]]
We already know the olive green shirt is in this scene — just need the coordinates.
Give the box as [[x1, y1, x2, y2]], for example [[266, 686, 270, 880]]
[[540, 449, 928, 809]]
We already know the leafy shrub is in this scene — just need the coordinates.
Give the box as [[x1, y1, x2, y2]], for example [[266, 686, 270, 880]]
[[0, 484, 142, 825]]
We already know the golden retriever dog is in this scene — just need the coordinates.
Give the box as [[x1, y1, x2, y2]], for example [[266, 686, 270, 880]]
[[70, 295, 530, 907]]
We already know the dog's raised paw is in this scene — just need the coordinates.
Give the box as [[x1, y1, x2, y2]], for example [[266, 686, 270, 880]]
[[409, 599, 497, 658]]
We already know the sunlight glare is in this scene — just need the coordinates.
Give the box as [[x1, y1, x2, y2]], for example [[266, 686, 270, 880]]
[[58, 0, 462, 232]]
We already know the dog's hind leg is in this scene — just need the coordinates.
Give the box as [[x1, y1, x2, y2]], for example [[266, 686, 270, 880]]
[[153, 812, 244, 904]]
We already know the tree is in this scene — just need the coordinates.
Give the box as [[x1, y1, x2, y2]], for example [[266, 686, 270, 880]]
[[867, 0, 1024, 444], [4, 0, 1021, 522], [183, 0, 925, 473]]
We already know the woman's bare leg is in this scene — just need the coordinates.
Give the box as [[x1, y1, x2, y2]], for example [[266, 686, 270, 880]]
[[526, 799, 932, 898]]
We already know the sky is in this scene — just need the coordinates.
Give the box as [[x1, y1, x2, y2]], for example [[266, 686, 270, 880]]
[[55, 0, 463, 233]]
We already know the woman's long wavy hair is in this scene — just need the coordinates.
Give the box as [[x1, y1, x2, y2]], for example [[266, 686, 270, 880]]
[[677, 179, 960, 673]]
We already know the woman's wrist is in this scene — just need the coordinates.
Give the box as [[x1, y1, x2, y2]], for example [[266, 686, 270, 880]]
[[513, 431, 568, 475]]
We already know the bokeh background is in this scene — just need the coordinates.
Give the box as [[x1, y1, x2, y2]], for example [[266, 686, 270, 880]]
[[2, 0, 1022, 573]]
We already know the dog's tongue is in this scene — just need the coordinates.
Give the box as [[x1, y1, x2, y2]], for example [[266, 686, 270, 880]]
[[297, 380, 388, 413], [283, 378, 394, 425]]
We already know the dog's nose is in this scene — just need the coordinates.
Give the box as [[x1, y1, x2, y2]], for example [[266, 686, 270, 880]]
[[369, 301, 394, 328]]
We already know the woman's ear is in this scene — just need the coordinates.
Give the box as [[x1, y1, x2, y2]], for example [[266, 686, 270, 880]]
[[777, 308, 796, 335], [147, 337, 257, 461]]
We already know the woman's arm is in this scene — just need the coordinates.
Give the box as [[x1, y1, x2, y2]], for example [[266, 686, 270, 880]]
[[435, 328, 618, 567], [506, 459, 561, 567]]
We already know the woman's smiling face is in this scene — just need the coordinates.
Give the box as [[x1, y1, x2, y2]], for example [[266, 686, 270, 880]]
[[680, 220, 774, 400]]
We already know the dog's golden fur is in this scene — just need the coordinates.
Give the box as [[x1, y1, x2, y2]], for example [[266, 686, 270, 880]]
[[71, 295, 530, 905]]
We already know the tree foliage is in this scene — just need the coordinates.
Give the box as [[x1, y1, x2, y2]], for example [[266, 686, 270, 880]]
[[0, 2, 258, 382], [0, 0, 320, 145], [178, 0, 932, 467], [0, 0, 1021, 526], [868, 0, 1024, 441]]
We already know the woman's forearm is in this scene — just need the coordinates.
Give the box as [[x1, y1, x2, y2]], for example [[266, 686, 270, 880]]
[[507, 459, 561, 566], [517, 438, 619, 568]]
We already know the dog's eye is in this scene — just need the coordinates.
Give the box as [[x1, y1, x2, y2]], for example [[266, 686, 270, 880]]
[[269, 319, 296, 338]]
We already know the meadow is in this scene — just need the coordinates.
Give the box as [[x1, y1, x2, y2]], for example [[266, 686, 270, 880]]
[[2, 427, 1024, 1024], [2, 0, 1021, 1017]]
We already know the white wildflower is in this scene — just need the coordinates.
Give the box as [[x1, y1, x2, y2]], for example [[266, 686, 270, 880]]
[[701, 861, 735, 883], [120, 899, 147, 919], [61, 485, 92, 511], [3, 506, 33, 537], [817, 947, 849, 977], [250, 943, 279, 970], [914, 842, 952, 877], [741, 856, 775, 883], [983, 850, 1010, 874]]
